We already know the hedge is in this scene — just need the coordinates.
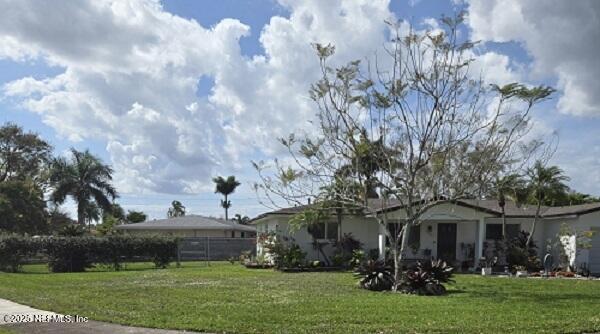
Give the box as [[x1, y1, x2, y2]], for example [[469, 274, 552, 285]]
[[0, 234, 42, 272], [0, 234, 179, 273]]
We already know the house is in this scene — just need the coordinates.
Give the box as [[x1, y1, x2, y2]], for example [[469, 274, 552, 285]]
[[251, 199, 600, 274], [116, 215, 256, 238]]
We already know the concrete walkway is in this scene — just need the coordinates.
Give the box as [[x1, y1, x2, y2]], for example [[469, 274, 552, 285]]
[[0, 298, 199, 333]]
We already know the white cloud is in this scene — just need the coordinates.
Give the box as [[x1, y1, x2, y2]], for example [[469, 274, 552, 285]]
[[466, 0, 600, 116], [0, 0, 394, 195], [469, 51, 523, 86]]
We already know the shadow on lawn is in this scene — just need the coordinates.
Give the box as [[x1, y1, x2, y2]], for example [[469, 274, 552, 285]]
[[15, 264, 176, 275], [463, 288, 600, 304]]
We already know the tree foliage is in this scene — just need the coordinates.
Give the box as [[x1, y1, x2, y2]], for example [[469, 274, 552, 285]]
[[167, 200, 186, 218], [0, 123, 52, 186], [126, 210, 147, 223], [213, 175, 241, 220], [0, 180, 47, 234], [524, 161, 570, 246], [49, 149, 117, 225], [255, 14, 554, 288]]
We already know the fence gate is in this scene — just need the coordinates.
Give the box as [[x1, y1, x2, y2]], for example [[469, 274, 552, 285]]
[[177, 237, 255, 262]]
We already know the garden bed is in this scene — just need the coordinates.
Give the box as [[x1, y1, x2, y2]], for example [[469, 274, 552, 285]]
[[278, 266, 345, 272], [244, 263, 274, 269]]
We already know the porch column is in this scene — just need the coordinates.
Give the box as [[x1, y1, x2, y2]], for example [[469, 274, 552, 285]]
[[378, 223, 386, 260], [475, 218, 485, 268]]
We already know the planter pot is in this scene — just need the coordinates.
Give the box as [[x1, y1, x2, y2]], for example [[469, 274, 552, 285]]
[[481, 267, 492, 276], [516, 270, 529, 278]]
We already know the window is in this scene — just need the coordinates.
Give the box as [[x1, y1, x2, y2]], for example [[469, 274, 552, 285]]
[[308, 223, 325, 239], [231, 231, 235, 238], [327, 222, 339, 241], [241, 232, 245, 238], [408, 225, 420, 249], [486, 224, 520, 240], [388, 223, 402, 240], [307, 222, 339, 240], [386, 223, 419, 248], [506, 224, 520, 239]]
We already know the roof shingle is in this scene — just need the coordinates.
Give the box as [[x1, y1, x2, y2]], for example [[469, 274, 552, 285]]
[[115, 215, 256, 232]]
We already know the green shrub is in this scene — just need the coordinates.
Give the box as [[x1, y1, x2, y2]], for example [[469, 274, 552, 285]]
[[0, 234, 41, 272], [354, 260, 394, 291], [94, 235, 138, 270], [266, 236, 306, 269], [58, 224, 86, 236], [45, 236, 97, 272], [1, 235, 179, 273], [332, 233, 362, 268], [138, 235, 178, 268], [507, 231, 541, 271], [399, 260, 454, 295]]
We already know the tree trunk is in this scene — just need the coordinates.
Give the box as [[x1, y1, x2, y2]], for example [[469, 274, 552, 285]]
[[77, 201, 85, 225], [501, 205, 506, 239], [392, 241, 400, 291], [393, 224, 410, 291], [224, 194, 228, 221], [526, 202, 542, 247], [398, 222, 410, 263], [336, 209, 343, 240]]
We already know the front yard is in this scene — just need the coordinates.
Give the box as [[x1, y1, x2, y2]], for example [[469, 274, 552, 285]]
[[1, 262, 599, 333]]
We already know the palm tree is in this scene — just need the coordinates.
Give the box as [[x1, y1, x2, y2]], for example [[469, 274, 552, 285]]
[[167, 200, 186, 218], [212, 176, 241, 221], [233, 214, 250, 225], [49, 149, 117, 225], [84, 201, 100, 231], [525, 161, 570, 246], [492, 174, 526, 239]]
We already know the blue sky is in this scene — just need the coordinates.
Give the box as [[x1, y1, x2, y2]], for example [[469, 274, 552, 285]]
[[1, 0, 599, 220]]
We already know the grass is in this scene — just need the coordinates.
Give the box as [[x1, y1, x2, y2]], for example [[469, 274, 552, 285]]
[[0, 328, 15, 334], [1, 262, 600, 333]]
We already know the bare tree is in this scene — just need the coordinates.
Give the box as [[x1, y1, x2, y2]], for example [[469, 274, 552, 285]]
[[254, 14, 554, 289]]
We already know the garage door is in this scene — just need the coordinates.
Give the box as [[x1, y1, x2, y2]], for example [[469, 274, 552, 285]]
[[590, 230, 600, 275]]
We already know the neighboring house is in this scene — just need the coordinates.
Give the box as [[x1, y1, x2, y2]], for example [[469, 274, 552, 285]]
[[251, 199, 600, 274], [116, 215, 256, 238]]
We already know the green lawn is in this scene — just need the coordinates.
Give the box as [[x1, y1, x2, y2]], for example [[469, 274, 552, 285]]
[[1, 263, 599, 333]]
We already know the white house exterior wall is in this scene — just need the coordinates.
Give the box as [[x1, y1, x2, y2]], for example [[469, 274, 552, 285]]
[[569, 211, 600, 271], [255, 216, 380, 260], [254, 204, 600, 273]]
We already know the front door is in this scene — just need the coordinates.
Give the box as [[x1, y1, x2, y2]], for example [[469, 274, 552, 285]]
[[437, 223, 457, 263]]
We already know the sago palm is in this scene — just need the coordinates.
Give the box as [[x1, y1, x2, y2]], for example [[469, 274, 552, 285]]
[[50, 149, 117, 225]]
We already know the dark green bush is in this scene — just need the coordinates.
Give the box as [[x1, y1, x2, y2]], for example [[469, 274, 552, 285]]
[[399, 260, 454, 295], [332, 233, 362, 268], [354, 260, 394, 291], [137, 235, 178, 269], [2, 235, 178, 273], [266, 237, 306, 269], [507, 231, 541, 271], [0, 234, 41, 272], [45, 236, 98, 272]]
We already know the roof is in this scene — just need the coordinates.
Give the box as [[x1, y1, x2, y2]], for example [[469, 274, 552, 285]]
[[251, 199, 600, 222], [115, 215, 256, 232], [542, 202, 600, 217], [249, 199, 405, 223]]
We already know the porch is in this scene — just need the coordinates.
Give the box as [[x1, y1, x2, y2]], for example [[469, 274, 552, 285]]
[[377, 220, 483, 269]]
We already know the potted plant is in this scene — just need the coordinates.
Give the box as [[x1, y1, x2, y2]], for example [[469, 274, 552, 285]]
[[514, 265, 528, 277], [480, 256, 497, 276]]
